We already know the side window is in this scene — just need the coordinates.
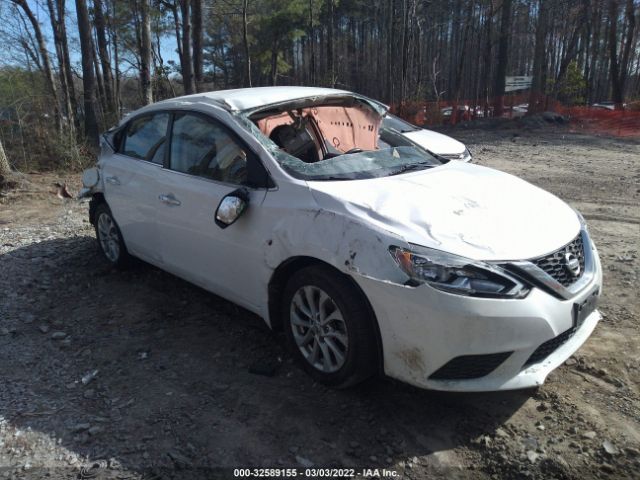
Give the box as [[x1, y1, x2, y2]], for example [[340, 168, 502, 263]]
[[122, 113, 169, 164], [169, 113, 248, 185]]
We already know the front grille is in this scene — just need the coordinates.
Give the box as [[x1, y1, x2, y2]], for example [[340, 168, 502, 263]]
[[531, 233, 585, 287], [523, 327, 576, 367], [429, 352, 512, 380]]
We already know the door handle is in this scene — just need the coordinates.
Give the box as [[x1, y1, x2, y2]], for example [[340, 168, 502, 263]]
[[158, 194, 181, 206], [106, 176, 120, 185]]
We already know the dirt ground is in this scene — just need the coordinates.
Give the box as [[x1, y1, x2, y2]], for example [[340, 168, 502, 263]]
[[0, 125, 638, 479]]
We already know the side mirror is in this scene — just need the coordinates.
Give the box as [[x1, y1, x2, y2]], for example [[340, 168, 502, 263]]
[[215, 188, 249, 228]]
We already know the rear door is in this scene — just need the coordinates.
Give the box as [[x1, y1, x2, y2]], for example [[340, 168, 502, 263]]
[[102, 112, 170, 263], [154, 111, 271, 309]]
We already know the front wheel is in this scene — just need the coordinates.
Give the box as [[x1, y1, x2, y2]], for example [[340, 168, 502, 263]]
[[282, 265, 378, 387], [94, 203, 131, 268]]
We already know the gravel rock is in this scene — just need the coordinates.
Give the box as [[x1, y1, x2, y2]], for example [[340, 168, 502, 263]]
[[295, 455, 314, 468], [81, 369, 99, 385], [602, 440, 619, 455], [71, 423, 91, 432], [168, 450, 192, 469], [526, 451, 539, 463], [50, 331, 67, 340], [582, 431, 597, 440]]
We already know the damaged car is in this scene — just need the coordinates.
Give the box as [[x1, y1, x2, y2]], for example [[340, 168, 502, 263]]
[[80, 86, 602, 391]]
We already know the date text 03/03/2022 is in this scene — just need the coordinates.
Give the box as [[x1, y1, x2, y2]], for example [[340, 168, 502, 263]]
[[233, 468, 399, 478]]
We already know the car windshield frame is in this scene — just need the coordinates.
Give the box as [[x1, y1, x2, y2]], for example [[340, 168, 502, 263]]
[[232, 99, 443, 181], [382, 113, 421, 133]]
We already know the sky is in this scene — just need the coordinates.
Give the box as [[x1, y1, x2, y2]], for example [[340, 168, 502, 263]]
[[2, 0, 179, 72]]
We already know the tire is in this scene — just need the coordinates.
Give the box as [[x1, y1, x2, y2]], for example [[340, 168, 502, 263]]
[[93, 203, 131, 268], [282, 265, 378, 388]]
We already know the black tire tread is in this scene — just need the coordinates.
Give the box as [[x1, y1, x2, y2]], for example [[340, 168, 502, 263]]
[[282, 265, 378, 388], [93, 202, 132, 269]]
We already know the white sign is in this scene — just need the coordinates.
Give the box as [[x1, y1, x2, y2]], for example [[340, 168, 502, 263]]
[[505, 76, 533, 92]]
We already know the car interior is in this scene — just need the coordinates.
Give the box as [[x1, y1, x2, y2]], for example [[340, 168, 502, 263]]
[[248, 97, 414, 164]]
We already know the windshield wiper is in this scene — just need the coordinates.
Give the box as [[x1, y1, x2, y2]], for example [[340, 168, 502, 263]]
[[389, 163, 430, 176]]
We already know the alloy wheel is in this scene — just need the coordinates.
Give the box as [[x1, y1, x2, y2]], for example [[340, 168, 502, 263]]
[[97, 212, 120, 262], [290, 285, 349, 373]]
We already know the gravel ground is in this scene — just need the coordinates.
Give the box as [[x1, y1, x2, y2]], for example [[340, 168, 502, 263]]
[[0, 126, 638, 479]]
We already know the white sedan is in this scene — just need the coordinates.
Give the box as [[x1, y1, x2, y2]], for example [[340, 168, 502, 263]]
[[382, 114, 471, 162], [81, 86, 602, 391]]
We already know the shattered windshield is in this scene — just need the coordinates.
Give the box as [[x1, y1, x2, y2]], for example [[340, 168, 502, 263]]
[[273, 146, 441, 180], [234, 112, 443, 181]]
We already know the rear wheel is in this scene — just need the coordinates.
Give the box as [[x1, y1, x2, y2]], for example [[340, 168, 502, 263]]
[[282, 265, 378, 387], [94, 203, 131, 268]]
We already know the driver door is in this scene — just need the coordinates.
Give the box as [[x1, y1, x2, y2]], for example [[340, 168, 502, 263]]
[[154, 111, 267, 309]]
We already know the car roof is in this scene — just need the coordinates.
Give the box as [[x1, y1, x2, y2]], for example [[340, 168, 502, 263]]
[[153, 86, 355, 112]]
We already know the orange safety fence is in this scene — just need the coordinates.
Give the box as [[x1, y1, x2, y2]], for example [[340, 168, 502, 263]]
[[390, 95, 640, 138]]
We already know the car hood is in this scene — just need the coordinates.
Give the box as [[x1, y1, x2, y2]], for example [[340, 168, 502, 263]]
[[402, 129, 465, 155], [308, 161, 580, 261]]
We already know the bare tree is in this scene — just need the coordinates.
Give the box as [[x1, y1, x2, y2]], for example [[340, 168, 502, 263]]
[[493, 0, 512, 117], [243, 0, 252, 87], [93, 0, 116, 114], [180, 0, 195, 94], [608, 0, 637, 109], [140, 0, 154, 104], [11, 0, 62, 131], [45, 0, 76, 132], [528, 0, 548, 114], [326, 0, 335, 86], [75, 0, 100, 147], [0, 139, 11, 183], [192, 0, 204, 91]]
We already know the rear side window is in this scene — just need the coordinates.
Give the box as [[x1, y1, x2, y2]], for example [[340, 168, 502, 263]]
[[122, 113, 170, 164], [169, 113, 248, 185]]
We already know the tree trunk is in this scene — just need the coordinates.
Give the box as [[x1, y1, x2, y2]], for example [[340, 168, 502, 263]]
[[270, 42, 279, 86], [192, 0, 203, 91], [46, 0, 75, 133], [243, 0, 252, 87], [493, 0, 512, 117], [57, 0, 78, 128], [386, 0, 394, 104], [93, 0, 116, 115], [528, 0, 548, 114], [608, 0, 636, 108], [166, 1, 184, 69], [481, 0, 494, 117], [75, 0, 100, 148], [327, 0, 335, 87], [308, 0, 315, 85], [0, 139, 11, 182], [112, 0, 122, 115], [180, 0, 195, 94], [140, 0, 154, 104], [452, 0, 473, 124], [12, 0, 62, 132]]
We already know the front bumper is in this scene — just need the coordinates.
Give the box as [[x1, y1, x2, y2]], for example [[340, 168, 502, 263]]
[[355, 241, 603, 392]]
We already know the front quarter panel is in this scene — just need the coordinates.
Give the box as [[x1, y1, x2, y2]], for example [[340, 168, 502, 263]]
[[262, 187, 408, 286]]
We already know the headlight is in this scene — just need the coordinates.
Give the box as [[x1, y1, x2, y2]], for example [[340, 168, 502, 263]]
[[389, 246, 529, 298]]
